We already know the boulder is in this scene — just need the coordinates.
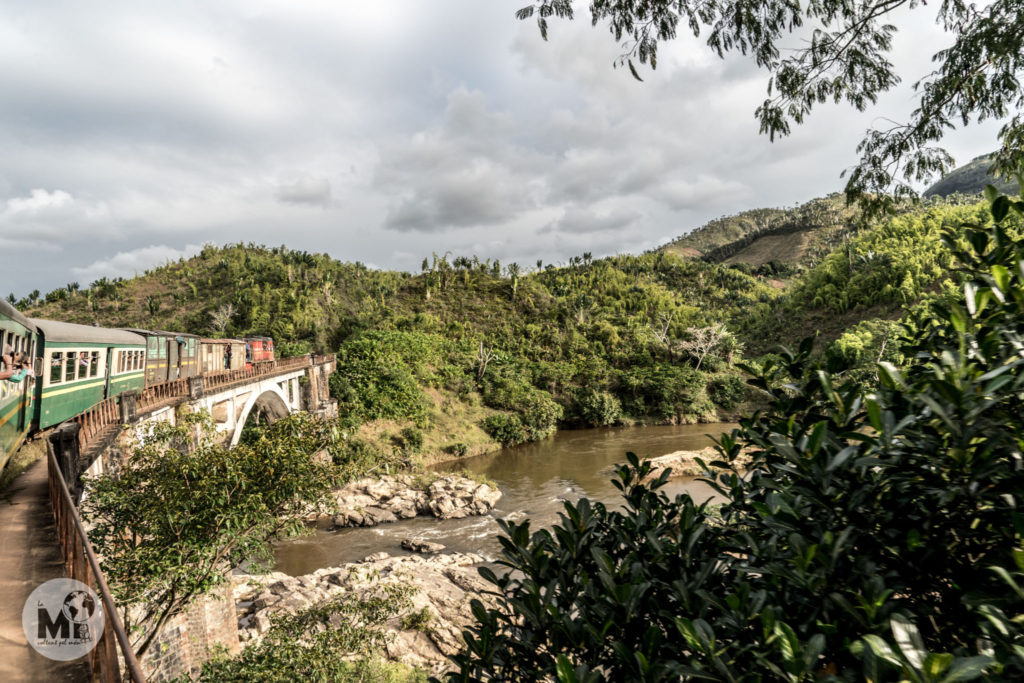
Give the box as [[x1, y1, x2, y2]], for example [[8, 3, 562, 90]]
[[401, 539, 446, 554], [235, 552, 495, 675]]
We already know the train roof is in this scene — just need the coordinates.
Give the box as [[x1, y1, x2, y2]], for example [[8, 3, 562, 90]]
[[123, 328, 201, 341], [199, 337, 245, 344], [31, 319, 146, 345], [153, 329, 200, 339], [0, 300, 37, 333]]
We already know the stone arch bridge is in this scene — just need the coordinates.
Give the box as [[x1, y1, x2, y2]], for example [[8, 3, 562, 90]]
[[51, 354, 337, 487]]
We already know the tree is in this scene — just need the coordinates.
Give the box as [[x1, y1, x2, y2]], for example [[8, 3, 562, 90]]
[[674, 322, 728, 370], [514, 0, 1024, 209], [82, 412, 336, 660], [506, 262, 522, 301]]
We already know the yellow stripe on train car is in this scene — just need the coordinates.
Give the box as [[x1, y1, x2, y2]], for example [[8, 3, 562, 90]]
[[110, 372, 144, 382], [41, 379, 107, 399], [0, 397, 28, 429]]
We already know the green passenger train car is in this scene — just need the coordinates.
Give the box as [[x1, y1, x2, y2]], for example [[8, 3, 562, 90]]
[[32, 319, 147, 430], [1, 300, 39, 470], [126, 329, 200, 385]]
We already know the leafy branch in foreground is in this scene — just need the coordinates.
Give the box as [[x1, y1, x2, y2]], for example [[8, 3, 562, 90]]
[[83, 411, 337, 661], [516, 0, 1024, 210], [444, 182, 1024, 680]]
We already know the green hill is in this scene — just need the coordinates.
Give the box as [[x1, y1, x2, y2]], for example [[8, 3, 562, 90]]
[[660, 195, 861, 272], [924, 153, 1019, 197], [21, 246, 778, 463]]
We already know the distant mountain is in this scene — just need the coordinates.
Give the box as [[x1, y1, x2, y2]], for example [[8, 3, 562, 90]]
[[659, 195, 859, 270], [924, 154, 1019, 198]]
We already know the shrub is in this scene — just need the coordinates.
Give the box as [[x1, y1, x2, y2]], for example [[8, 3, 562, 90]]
[[518, 393, 563, 440], [706, 374, 747, 410], [443, 442, 469, 458], [481, 414, 527, 446], [400, 606, 433, 633], [576, 389, 622, 427], [398, 426, 424, 452]]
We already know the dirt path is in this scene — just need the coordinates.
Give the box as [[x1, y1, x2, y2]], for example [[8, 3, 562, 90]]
[[0, 458, 90, 682]]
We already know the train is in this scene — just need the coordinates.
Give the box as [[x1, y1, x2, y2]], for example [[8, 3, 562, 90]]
[[0, 299, 275, 472]]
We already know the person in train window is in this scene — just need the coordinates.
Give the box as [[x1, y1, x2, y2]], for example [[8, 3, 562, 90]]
[[0, 344, 17, 380], [5, 349, 31, 382]]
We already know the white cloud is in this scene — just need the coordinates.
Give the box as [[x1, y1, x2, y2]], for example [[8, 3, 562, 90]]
[[71, 244, 206, 283]]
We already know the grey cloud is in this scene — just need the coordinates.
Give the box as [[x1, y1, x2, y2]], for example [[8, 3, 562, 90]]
[[542, 205, 642, 235], [275, 178, 331, 206], [0, 0, 1005, 299]]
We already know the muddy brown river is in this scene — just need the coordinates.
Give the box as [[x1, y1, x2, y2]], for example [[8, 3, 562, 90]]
[[274, 423, 737, 575]]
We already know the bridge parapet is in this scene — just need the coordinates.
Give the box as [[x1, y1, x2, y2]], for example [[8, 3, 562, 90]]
[[65, 354, 336, 476]]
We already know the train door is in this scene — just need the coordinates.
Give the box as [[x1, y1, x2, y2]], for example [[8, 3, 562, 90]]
[[167, 337, 180, 380], [103, 347, 114, 398]]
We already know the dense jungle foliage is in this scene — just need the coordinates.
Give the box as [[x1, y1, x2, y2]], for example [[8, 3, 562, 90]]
[[444, 187, 1024, 681]]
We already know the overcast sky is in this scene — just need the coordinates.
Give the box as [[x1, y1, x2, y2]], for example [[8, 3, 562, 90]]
[[0, 1, 1004, 298]]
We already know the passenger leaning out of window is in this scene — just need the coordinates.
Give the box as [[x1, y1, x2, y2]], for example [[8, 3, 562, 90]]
[[3, 348, 34, 382], [0, 344, 15, 381]]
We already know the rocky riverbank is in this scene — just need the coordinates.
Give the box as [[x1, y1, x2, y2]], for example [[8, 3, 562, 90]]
[[309, 474, 503, 530], [233, 551, 493, 674]]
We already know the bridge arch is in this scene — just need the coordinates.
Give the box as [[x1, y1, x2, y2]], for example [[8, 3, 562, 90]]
[[230, 385, 291, 446]]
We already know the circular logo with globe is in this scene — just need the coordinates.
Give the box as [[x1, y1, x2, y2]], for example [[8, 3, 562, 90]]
[[22, 578, 105, 661], [62, 590, 96, 625]]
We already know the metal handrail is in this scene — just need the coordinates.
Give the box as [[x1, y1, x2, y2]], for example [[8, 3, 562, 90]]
[[47, 446, 146, 683]]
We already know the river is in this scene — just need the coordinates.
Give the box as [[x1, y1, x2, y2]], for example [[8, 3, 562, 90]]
[[274, 423, 736, 575]]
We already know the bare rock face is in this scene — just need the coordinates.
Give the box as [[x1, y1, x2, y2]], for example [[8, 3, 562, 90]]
[[233, 552, 494, 675], [309, 475, 502, 530]]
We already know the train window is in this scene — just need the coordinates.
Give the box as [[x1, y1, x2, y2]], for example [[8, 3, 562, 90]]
[[66, 352, 78, 382], [49, 352, 63, 385], [89, 351, 100, 377], [133, 350, 140, 370]]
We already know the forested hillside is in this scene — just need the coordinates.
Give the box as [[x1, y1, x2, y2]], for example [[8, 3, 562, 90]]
[[20, 248, 777, 461]]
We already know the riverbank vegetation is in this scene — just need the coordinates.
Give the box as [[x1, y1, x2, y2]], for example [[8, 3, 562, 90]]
[[446, 188, 1024, 680]]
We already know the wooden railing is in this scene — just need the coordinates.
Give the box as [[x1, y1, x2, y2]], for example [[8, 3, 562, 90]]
[[72, 397, 119, 454], [138, 378, 188, 413], [47, 444, 146, 683]]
